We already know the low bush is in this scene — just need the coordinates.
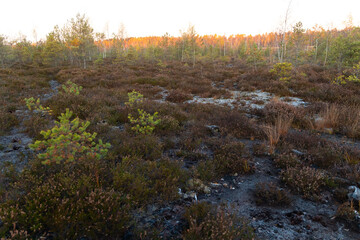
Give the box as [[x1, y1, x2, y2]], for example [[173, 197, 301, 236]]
[[23, 114, 51, 139], [182, 203, 255, 240], [213, 142, 253, 176], [274, 153, 302, 169], [269, 62, 293, 82], [0, 171, 131, 239], [281, 166, 326, 198], [0, 110, 19, 135], [113, 157, 186, 203], [254, 182, 292, 206], [113, 133, 163, 161], [166, 89, 193, 103], [47, 93, 95, 120]]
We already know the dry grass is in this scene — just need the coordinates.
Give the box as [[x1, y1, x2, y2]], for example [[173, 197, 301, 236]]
[[315, 104, 341, 130], [340, 105, 360, 139], [263, 115, 293, 154]]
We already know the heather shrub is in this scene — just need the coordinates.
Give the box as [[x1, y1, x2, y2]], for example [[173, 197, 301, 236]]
[[47, 93, 94, 119], [254, 182, 291, 206], [213, 142, 253, 175], [214, 110, 262, 139], [336, 202, 357, 222], [262, 98, 307, 127], [195, 158, 218, 182], [155, 115, 181, 135], [23, 114, 51, 139], [0, 109, 19, 135], [0, 172, 131, 239], [182, 203, 255, 240], [281, 166, 326, 198], [308, 146, 343, 169], [166, 89, 192, 103], [113, 157, 186, 203], [262, 99, 297, 123], [274, 153, 301, 169], [114, 134, 163, 161]]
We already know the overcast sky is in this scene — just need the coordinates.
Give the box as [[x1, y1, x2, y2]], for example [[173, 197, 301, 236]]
[[1, 0, 359, 41]]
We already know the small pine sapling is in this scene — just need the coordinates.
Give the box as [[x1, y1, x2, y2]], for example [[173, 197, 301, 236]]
[[269, 62, 293, 82], [29, 108, 111, 165], [125, 90, 143, 107], [24, 97, 52, 115], [128, 109, 161, 135], [61, 80, 83, 95]]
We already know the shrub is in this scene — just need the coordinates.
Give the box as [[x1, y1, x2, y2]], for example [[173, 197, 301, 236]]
[[125, 90, 143, 107], [114, 133, 163, 161], [47, 93, 94, 119], [195, 160, 218, 182], [29, 108, 111, 165], [23, 114, 51, 139], [213, 142, 253, 176], [0, 109, 19, 135], [336, 202, 357, 222], [182, 203, 255, 240], [113, 157, 186, 203], [308, 146, 343, 169], [269, 62, 293, 82], [254, 182, 291, 206], [281, 166, 326, 198], [166, 89, 193, 103], [156, 115, 180, 135], [262, 98, 305, 127], [274, 153, 301, 169], [61, 80, 83, 95], [0, 173, 131, 239], [128, 109, 161, 135], [24, 97, 52, 115]]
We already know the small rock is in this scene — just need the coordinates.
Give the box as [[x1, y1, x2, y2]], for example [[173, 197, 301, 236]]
[[203, 186, 211, 194], [183, 191, 197, 200], [348, 186, 360, 201], [206, 125, 220, 135], [210, 182, 221, 187]]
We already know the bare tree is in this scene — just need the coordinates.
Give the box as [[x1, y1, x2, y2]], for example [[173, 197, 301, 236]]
[[277, 0, 292, 63]]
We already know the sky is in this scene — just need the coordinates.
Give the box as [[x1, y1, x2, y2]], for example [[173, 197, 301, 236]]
[[1, 0, 359, 42]]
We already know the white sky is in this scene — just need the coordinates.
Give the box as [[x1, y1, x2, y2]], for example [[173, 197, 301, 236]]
[[1, 0, 359, 41]]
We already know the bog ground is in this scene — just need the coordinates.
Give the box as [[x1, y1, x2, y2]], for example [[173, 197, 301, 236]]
[[0, 59, 360, 239]]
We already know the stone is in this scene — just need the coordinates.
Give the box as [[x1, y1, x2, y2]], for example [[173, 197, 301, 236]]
[[206, 125, 220, 135], [203, 186, 211, 194], [348, 186, 360, 201]]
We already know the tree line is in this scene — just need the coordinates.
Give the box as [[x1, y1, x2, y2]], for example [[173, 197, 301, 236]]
[[1, 14, 360, 70]]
